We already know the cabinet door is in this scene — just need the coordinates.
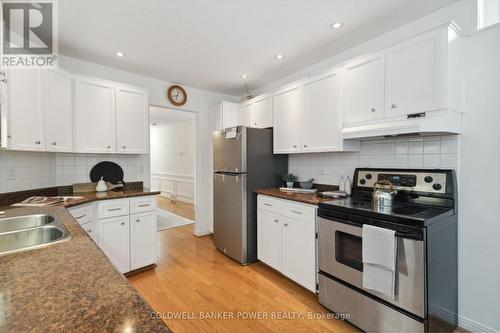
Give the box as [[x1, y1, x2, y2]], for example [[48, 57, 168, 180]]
[[98, 215, 130, 273], [130, 211, 157, 270], [257, 209, 282, 271], [343, 54, 385, 124], [302, 71, 341, 152], [385, 30, 443, 117], [44, 69, 73, 152], [74, 77, 116, 153], [221, 101, 239, 129], [273, 85, 302, 153], [282, 217, 316, 292], [7, 69, 43, 150], [238, 101, 253, 127], [116, 86, 149, 154], [253, 95, 272, 128], [82, 220, 98, 243], [209, 103, 222, 132]]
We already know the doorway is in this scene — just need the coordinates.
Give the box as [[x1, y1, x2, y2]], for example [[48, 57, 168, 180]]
[[149, 105, 196, 230]]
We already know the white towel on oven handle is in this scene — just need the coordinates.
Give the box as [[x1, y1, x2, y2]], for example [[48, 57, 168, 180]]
[[362, 224, 397, 299]]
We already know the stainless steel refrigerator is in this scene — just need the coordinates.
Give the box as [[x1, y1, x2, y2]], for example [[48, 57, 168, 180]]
[[213, 126, 287, 264]]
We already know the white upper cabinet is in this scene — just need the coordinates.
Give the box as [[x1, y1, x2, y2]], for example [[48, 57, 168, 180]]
[[115, 85, 149, 154], [302, 70, 341, 152], [74, 77, 116, 153], [44, 69, 73, 152], [273, 85, 303, 153], [210, 101, 239, 130], [343, 53, 385, 124], [252, 94, 273, 128], [385, 29, 443, 117], [238, 100, 252, 127], [7, 69, 44, 151]]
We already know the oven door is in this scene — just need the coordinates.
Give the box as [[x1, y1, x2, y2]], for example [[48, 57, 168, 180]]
[[317, 217, 425, 318]]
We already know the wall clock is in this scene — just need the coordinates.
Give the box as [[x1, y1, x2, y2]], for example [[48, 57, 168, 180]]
[[167, 85, 187, 106]]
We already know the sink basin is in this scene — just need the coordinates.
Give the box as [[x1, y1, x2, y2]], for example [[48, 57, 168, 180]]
[[0, 214, 55, 233], [0, 214, 71, 256]]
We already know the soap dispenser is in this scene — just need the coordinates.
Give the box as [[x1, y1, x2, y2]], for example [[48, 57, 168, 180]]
[[345, 176, 352, 195], [96, 177, 108, 192], [339, 175, 345, 192]]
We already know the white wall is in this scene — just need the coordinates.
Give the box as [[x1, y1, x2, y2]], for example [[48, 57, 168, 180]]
[[150, 120, 195, 204], [59, 55, 239, 236]]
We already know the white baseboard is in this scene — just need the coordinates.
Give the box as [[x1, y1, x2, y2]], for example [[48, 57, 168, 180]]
[[194, 228, 212, 237], [459, 315, 499, 333], [159, 192, 194, 205]]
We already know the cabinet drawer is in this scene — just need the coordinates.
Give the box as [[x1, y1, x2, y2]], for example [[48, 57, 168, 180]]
[[257, 195, 283, 214], [282, 202, 316, 223], [130, 196, 157, 214], [98, 198, 130, 218], [68, 203, 96, 225]]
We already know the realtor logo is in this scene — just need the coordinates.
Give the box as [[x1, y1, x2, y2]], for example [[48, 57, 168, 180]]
[[1, 0, 58, 68]]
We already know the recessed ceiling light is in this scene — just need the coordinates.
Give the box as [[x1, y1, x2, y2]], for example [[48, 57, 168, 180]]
[[275, 54, 284, 60], [115, 51, 125, 57], [331, 22, 343, 29], [240, 74, 248, 79]]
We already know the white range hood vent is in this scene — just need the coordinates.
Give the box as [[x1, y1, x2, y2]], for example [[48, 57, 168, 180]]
[[342, 110, 462, 140]]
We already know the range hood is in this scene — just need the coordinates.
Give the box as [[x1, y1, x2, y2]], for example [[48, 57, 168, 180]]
[[342, 110, 462, 140]]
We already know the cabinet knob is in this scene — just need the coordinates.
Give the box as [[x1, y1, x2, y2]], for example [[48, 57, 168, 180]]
[[391, 104, 397, 109], [120, 222, 125, 225], [303, 144, 308, 148], [293, 145, 297, 149], [136, 219, 140, 223], [371, 107, 376, 112], [274, 219, 278, 223], [51, 142, 57, 146], [284, 223, 288, 227], [107, 145, 111, 149], [86, 229, 91, 233], [122, 146, 126, 149]]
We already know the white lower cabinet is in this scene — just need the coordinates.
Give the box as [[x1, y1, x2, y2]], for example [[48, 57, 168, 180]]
[[257, 195, 317, 292], [130, 211, 157, 270], [68, 195, 157, 274], [99, 215, 130, 273]]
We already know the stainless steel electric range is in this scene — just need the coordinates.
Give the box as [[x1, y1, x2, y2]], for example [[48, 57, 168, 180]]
[[317, 168, 457, 332]]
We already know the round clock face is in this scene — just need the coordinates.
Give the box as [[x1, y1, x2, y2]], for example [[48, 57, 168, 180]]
[[168, 85, 187, 106]]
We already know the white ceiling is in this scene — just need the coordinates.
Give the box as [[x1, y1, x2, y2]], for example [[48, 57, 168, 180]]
[[150, 106, 195, 126], [59, 0, 456, 96]]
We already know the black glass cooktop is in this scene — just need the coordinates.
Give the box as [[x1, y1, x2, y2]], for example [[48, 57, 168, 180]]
[[318, 197, 453, 227]]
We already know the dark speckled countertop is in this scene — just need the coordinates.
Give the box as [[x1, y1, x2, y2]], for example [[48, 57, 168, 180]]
[[0, 189, 170, 333]]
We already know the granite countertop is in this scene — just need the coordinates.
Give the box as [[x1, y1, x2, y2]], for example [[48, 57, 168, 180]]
[[0, 190, 169, 332], [64, 188, 160, 208], [255, 188, 336, 205]]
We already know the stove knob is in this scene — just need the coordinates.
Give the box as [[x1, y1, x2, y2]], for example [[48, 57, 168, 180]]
[[365, 173, 372, 180], [360, 179, 366, 185], [433, 183, 442, 191], [424, 176, 433, 183]]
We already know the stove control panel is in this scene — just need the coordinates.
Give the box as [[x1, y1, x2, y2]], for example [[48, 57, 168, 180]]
[[357, 170, 447, 193]]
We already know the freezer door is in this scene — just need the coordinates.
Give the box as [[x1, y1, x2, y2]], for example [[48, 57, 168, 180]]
[[213, 126, 246, 172], [213, 172, 247, 263]]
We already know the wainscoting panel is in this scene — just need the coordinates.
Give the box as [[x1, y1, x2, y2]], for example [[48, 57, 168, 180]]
[[151, 173, 195, 204]]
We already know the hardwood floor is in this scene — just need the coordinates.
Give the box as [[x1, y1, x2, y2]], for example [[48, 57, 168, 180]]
[[157, 196, 195, 221], [128, 224, 359, 333]]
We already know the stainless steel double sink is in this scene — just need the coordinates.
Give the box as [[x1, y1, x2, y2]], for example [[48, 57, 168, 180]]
[[0, 214, 71, 256]]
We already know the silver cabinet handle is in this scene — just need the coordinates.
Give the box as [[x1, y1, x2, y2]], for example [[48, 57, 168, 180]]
[[51, 142, 57, 145], [371, 107, 376, 112], [75, 214, 86, 219], [291, 209, 302, 215], [108, 208, 122, 211], [264, 203, 272, 207], [34, 140, 41, 144], [138, 204, 150, 207], [392, 104, 397, 109], [120, 222, 125, 225]]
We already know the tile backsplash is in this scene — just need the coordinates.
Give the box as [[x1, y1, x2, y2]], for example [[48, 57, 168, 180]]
[[289, 135, 458, 185], [0, 151, 151, 193]]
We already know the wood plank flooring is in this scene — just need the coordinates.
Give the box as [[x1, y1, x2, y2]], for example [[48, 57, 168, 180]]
[[157, 196, 195, 221], [128, 224, 359, 333]]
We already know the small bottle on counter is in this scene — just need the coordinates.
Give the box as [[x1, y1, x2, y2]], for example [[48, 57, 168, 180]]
[[339, 175, 345, 192], [345, 176, 352, 195]]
